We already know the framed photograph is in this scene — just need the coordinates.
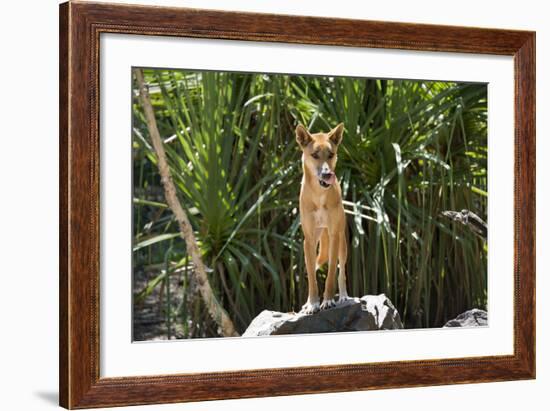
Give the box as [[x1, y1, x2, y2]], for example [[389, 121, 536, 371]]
[[59, 1, 535, 408]]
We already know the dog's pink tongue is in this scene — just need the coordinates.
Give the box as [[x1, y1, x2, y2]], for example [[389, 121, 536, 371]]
[[325, 173, 336, 185]]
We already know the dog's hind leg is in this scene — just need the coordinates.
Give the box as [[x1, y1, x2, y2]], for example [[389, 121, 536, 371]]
[[316, 228, 329, 270], [337, 231, 351, 304]]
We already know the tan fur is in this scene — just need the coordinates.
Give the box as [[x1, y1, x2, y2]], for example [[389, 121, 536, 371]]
[[296, 123, 350, 314]]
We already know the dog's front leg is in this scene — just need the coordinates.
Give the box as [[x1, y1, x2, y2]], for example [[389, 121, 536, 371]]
[[320, 233, 339, 310], [300, 235, 320, 314]]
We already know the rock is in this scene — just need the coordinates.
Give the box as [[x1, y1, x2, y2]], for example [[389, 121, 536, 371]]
[[242, 294, 403, 337], [443, 308, 488, 327]]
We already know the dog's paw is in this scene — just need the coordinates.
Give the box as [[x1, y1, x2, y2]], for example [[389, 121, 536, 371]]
[[300, 300, 320, 315], [320, 298, 336, 310], [337, 294, 353, 305]]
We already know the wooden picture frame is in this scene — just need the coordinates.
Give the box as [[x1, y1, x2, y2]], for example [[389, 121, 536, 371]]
[[59, 1, 535, 408]]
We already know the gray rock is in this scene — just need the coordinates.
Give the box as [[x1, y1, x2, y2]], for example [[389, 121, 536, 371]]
[[242, 294, 403, 337], [443, 308, 488, 328]]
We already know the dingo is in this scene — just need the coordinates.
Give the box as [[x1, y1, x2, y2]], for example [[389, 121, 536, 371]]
[[295, 123, 349, 314]]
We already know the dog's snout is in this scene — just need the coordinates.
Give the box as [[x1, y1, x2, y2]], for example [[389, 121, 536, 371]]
[[320, 162, 331, 174]]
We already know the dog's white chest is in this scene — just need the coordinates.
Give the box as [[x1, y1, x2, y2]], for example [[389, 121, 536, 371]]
[[314, 207, 329, 227]]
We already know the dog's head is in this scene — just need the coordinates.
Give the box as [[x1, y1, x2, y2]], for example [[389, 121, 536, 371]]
[[296, 123, 344, 189]]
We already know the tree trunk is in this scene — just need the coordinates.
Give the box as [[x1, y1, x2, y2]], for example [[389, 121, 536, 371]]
[[135, 69, 239, 337]]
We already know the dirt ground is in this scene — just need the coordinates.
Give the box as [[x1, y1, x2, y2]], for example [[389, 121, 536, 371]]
[[132, 269, 187, 341]]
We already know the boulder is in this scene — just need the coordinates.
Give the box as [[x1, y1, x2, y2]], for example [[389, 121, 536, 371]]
[[443, 308, 488, 328], [242, 294, 403, 337]]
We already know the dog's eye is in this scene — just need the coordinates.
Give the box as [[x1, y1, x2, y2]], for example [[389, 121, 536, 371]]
[[312, 153, 320, 159], [328, 153, 334, 159]]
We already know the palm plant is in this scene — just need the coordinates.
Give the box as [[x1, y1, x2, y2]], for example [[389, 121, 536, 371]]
[[132, 69, 487, 339]]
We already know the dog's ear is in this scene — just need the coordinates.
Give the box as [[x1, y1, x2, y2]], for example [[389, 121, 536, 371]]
[[296, 124, 312, 148], [328, 123, 344, 146]]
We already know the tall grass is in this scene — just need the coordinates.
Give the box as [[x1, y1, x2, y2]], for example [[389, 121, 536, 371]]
[[132, 69, 487, 338]]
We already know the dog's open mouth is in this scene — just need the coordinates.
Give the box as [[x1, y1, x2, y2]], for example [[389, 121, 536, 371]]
[[318, 172, 336, 188]]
